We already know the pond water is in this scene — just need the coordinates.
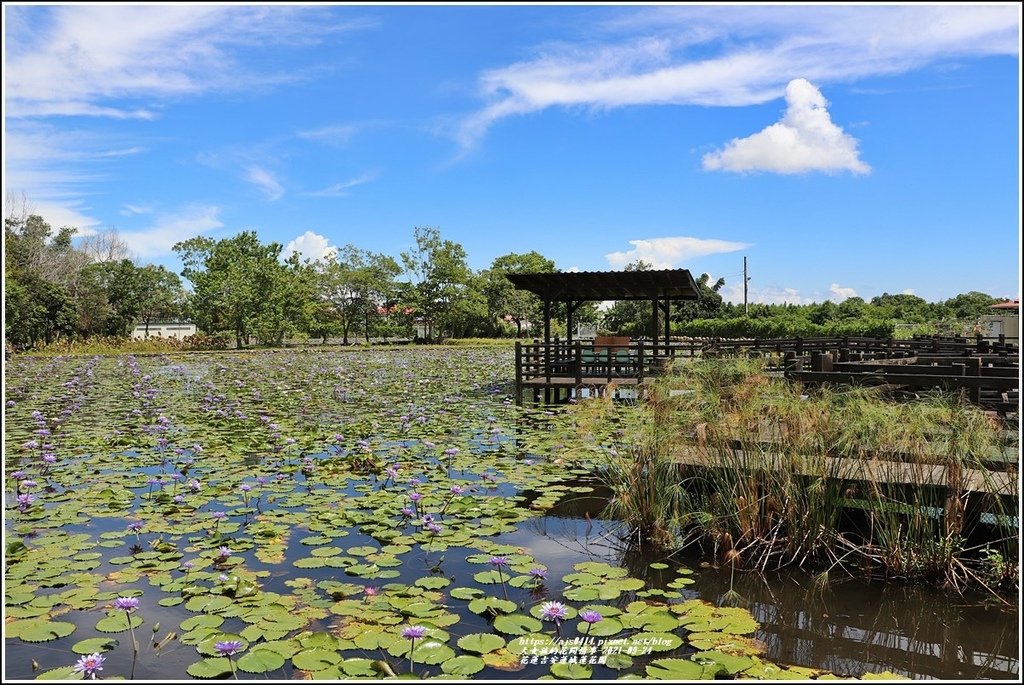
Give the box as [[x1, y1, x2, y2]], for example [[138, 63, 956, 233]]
[[3, 348, 1018, 681]]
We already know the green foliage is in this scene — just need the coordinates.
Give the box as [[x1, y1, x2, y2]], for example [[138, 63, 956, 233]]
[[680, 315, 896, 338]]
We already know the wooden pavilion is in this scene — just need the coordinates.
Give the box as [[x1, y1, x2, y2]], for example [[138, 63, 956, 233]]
[[506, 269, 700, 404]]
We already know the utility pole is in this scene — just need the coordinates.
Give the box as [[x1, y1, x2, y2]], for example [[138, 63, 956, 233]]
[[743, 256, 749, 316]]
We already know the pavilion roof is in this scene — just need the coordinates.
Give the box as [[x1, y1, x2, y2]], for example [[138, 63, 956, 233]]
[[506, 269, 700, 302]]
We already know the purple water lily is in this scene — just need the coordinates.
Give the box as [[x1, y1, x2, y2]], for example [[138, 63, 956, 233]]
[[72, 652, 105, 679]]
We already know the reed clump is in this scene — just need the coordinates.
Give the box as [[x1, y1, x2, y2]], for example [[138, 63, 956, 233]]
[[573, 357, 1017, 593]]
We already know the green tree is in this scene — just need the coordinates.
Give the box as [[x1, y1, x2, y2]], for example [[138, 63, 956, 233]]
[[482, 251, 556, 337], [174, 231, 287, 349], [673, 272, 726, 324], [400, 226, 472, 340], [320, 245, 401, 344]]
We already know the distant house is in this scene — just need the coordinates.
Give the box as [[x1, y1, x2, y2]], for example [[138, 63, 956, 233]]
[[978, 300, 1019, 344], [131, 321, 197, 340]]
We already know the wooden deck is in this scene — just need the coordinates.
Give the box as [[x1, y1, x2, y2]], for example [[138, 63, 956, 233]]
[[514, 335, 1018, 412]]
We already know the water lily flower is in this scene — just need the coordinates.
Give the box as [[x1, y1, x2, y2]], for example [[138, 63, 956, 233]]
[[400, 507, 413, 517], [409, 492, 422, 502], [215, 640, 244, 656], [217, 546, 231, 559], [126, 521, 144, 533], [17, 493, 35, 511], [539, 601, 568, 622], [401, 625, 427, 640], [426, 522, 443, 534], [449, 485, 464, 495], [579, 610, 602, 624], [444, 448, 459, 457], [239, 484, 252, 492], [364, 586, 379, 596], [19, 479, 37, 490], [114, 596, 140, 612], [211, 511, 227, 520], [72, 652, 105, 679], [489, 556, 509, 567], [528, 567, 548, 581]]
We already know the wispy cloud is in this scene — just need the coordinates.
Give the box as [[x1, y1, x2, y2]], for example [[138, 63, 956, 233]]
[[298, 123, 362, 147], [303, 172, 378, 198], [284, 231, 337, 262], [245, 166, 285, 201], [4, 122, 147, 230], [457, 5, 1019, 150], [120, 205, 223, 259], [702, 79, 869, 175], [4, 5, 369, 119], [606, 236, 750, 270], [120, 204, 152, 216]]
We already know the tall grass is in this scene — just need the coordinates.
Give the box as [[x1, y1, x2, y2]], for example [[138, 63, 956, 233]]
[[569, 357, 1017, 593]]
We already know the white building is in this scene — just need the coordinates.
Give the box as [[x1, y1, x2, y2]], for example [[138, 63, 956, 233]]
[[131, 321, 197, 340]]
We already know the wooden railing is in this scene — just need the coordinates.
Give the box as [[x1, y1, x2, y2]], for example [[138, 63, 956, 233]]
[[514, 335, 1018, 412]]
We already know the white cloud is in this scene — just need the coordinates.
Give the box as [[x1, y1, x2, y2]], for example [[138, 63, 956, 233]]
[[119, 205, 223, 259], [31, 201, 101, 236], [245, 166, 285, 201], [457, 5, 1019, 149], [565, 266, 581, 273], [303, 172, 378, 197], [722, 282, 813, 306], [605, 236, 750, 270], [284, 231, 337, 262], [4, 5, 364, 119], [901, 288, 916, 296], [702, 79, 869, 174], [829, 283, 859, 301], [298, 124, 361, 147], [121, 204, 152, 216]]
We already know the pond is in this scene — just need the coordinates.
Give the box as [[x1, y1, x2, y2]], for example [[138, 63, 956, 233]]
[[4, 348, 1018, 680]]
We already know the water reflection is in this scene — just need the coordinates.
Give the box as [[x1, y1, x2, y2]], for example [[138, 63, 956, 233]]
[[505, 507, 1019, 681]]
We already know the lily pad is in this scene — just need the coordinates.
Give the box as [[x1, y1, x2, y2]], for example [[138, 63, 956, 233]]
[[493, 614, 543, 635], [441, 655, 486, 676], [457, 633, 506, 654], [237, 649, 286, 674]]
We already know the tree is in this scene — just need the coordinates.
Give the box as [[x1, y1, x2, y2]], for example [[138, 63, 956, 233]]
[[673, 272, 726, 324], [483, 251, 556, 337], [601, 260, 653, 335], [400, 226, 472, 340], [174, 232, 287, 349], [320, 245, 401, 344], [136, 265, 186, 336]]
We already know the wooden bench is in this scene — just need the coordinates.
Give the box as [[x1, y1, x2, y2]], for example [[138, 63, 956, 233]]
[[593, 336, 631, 353]]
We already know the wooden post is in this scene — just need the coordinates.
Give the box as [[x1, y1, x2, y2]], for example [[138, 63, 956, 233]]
[[515, 341, 523, 406], [574, 340, 583, 389], [967, 356, 981, 405], [637, 339, 645, 382]]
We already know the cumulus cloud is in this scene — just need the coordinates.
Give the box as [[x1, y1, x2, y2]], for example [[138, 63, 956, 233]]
[[702, 79, 870, 174], [456, 5, 1018, 150], [901, 288, 916, 295], [605, 236, 750, 270], [284, 231, 336, 262], [119, 205, 223, 259], [245, 166, 285, 201], [829, 283, 859, 301], [722, 282, 813, 306]]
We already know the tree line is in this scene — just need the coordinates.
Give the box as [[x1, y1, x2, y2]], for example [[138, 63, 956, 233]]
[[4, 206, 1007, 351]]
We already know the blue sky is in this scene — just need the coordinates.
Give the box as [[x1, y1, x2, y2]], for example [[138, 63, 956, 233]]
[[4, 3, 1021, 304]]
